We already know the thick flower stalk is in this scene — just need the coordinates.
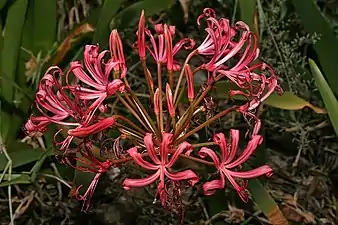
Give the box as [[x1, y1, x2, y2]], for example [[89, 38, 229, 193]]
[[24, 7, 283, 213]]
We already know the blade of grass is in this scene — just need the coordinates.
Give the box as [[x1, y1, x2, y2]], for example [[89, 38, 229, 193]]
[[92, 0, 123, 47], [292, 0, 338, 94], [0, 0, 5, 10], [309, 59, 338, 136], [0, 141, 50, 171], [33, 0, 57, 53], [238, 0, 256, 31], [0, 0, 28, 141], [114, 0, 174, 29], [0, 137, 14, 224], [247, 174, 289, 225]]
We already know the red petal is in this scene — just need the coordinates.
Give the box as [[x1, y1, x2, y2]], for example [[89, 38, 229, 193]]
[[144, 133, 160, 164], [127, 147, 158, 170], [68, 117, 115, 137], [225, 135, 263, 168], [160, 133, 173, 163], [164, 169, 199, 186], [167, 142, 192, 167], [198, 147, 221, 168], [202, 177, 225, 196], [224, 129, 239, 164], [122, 170, 160, 189], [227, 165, 273, 178], [213, 133, 228, 161]]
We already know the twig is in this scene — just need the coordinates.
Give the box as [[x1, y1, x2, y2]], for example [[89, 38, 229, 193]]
[[50, 163, 63, 200], [0, 137, 14, 225]]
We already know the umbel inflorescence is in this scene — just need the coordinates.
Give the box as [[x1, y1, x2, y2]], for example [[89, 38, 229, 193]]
[[25, 8, 282, 213]]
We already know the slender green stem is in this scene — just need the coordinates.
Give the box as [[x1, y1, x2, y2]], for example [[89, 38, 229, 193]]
[[0, 141, 14, 225], [176, 106, 238, 144], [113, 115, 146, 135], [173, 50, 198, 102], [116, 94, 150, 132], [168, 70, 174, 88], [179, 154, 214, 166], [191, 142, 217, 148], [117, 125, 144, 142], [125, 85, 160, 137], [141, 60, 154, 100], [157, 63, 164, 133], [41, 174, 72, 188]]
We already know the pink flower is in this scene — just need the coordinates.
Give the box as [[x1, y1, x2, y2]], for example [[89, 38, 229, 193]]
[[198, 130, 273, 201], [197, 8, 259, 72], [67, 44, 125, 119], [65, 143, 113, 211], [218, 62, 282, 111], [136, 19, 195, 70], [25, 66, 94, 151], [122, 133, 199, 206]]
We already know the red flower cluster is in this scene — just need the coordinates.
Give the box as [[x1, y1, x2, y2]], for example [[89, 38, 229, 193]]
[[25, 8, 282, 213]]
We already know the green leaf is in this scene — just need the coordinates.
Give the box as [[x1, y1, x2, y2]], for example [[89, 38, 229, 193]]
[[212, 81, 326, 113], [0, 0, 27, 141], [264, 92, 326, 113], [238, 0, 256, 30], [114, 0, 174, 29], [204, 191, 230, 225], [143, 0, 173, 15], [92, 0, 123, 47], [33, 0, 57, 53], [247, 176, 288, 224], [0, 174, 31, 187], [309, 59, 338, 136], [292, 0, 338, 94], [0, 0, 28, 141], [0, 141, 49, 171]]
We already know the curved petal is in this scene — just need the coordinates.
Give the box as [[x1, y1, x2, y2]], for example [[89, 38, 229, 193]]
[[213, 133, 228, 161], [160, 133, 173, 163], [198, 147, 221, 168], [144, 133, 160, 164], [227, 165, 273, 178], [224, 129, 239, 164], [122, 170, 160, 189], [165, 169, 199, 186], [167, 142, 192, 168], [202, 177, 225, 196], [126, 147, 158, 170], [68, 117, 115, 137], [225, 135, 263, 168], [106, 79, 125, 96], [221, 167, 249, 202]]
